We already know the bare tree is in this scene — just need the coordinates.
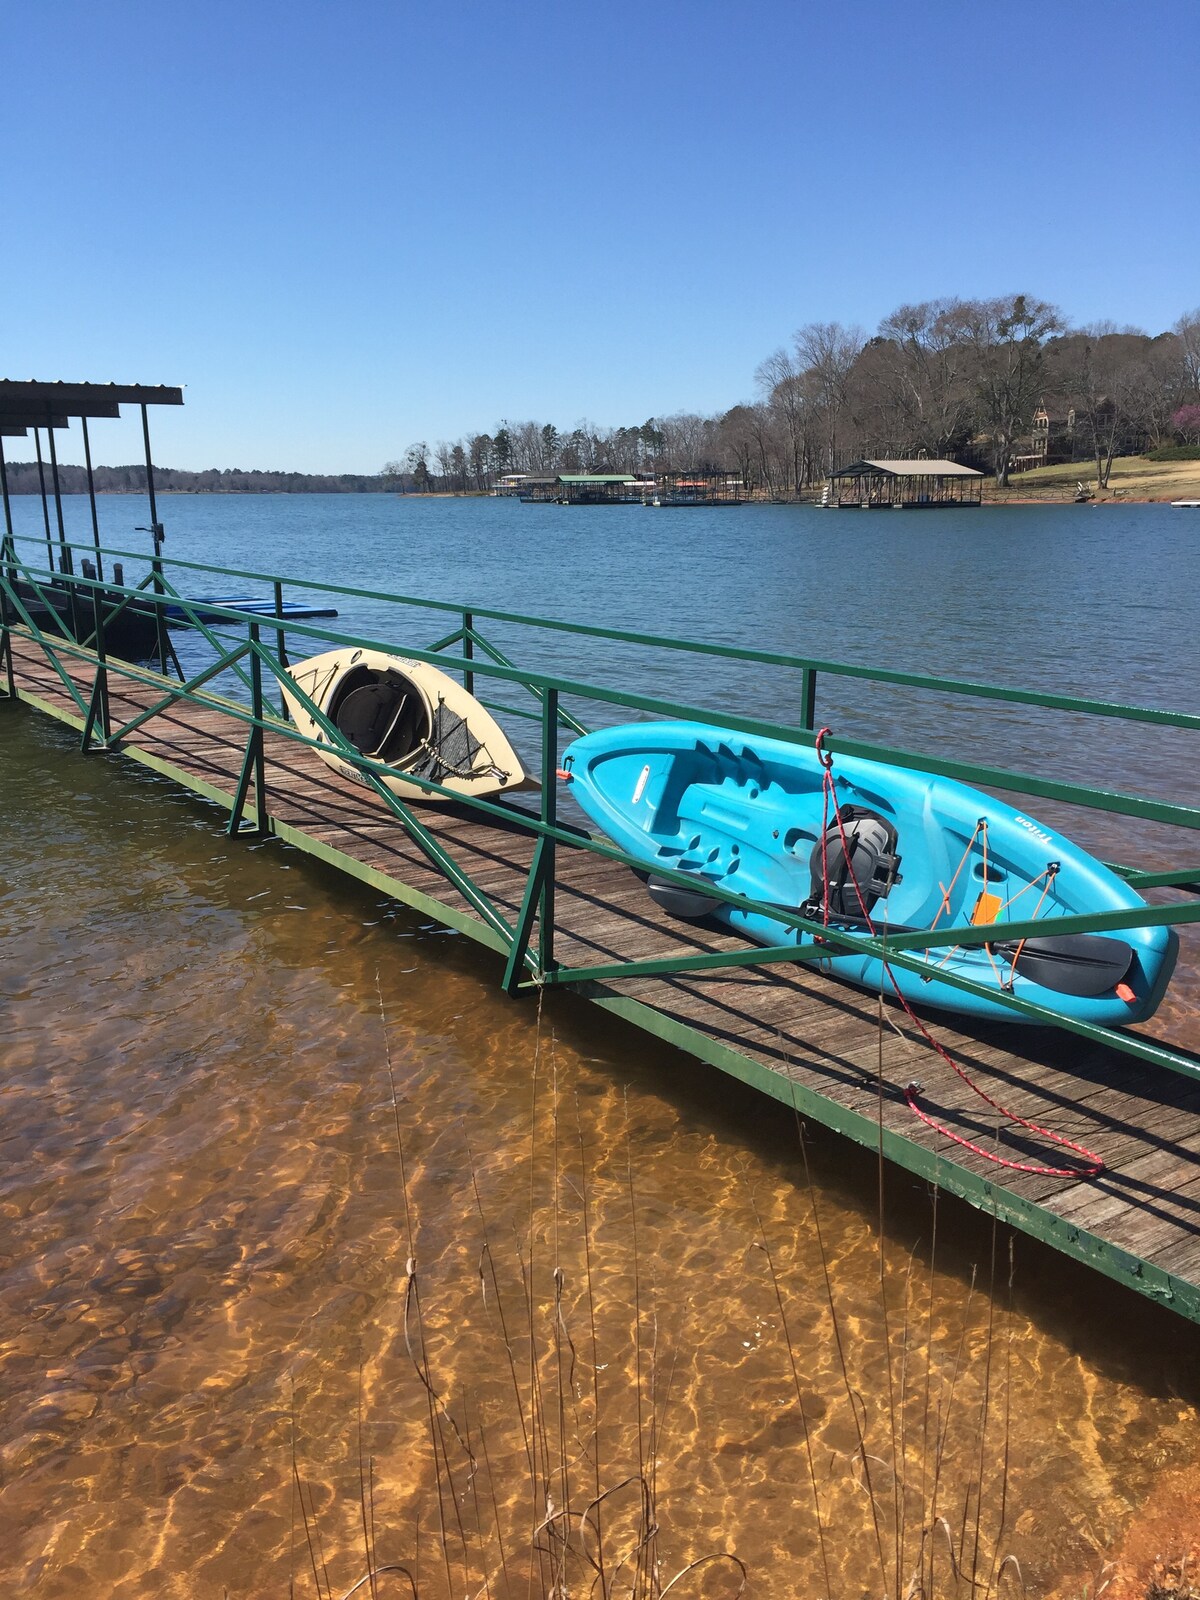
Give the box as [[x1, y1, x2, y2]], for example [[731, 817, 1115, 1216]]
[[1065, 335, 1126, 486], [658, 411, 712, 471], [875, 299, 975, 456], [1124, 335, 1189, 447], [713, 406, 753, 487], [404, 441, 432, 494], [959, 294, 1064, 486], [1046, 327, 1175, 476], [508, 420, 543, 473], [755, 349, 811, 492], [1174, 307, 1200, 398], [794, 321, 865, 473], [468, 434, 492, 490]]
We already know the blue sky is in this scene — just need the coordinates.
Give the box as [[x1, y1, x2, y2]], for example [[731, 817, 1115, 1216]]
[[4, 0, 1198, 472]]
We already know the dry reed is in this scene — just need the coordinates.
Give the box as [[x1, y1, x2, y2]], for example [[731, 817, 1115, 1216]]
[[284, 973, 1024, 1599]]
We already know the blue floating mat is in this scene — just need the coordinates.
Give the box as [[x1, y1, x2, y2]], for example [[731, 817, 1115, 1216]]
[[164, 595, 339, 624]]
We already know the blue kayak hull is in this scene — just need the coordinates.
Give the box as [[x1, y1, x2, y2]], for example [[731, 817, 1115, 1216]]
[[561, 721, 1177, 1027]]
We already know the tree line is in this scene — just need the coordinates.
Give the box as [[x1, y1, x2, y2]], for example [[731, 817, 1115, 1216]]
[[6, 295, 1197, 498], [0, 463, 388, 495], [394, 296, 1200, 494]]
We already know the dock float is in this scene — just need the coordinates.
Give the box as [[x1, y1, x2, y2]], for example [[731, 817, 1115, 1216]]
[[3, 540, 1200, 1325]]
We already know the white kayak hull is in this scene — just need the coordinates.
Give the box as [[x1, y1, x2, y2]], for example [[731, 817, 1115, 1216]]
[[281, 647, 531, 803]]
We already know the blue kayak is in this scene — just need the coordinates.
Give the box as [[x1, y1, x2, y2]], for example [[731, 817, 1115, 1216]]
[[561, 720, 1178, 1027]]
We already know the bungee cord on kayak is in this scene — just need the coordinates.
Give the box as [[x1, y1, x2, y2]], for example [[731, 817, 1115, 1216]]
[[812, 726, 1104, 1177]]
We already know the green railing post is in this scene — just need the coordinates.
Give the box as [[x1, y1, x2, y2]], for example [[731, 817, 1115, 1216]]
[[0, 579, 13, 700], [0, 443, 15, 699], [228, 623, 267, 835], [539, 686, 558, 976], [81, 582, 111, 750], [800, 666, 817, 730], [462, 609, 474, 696], [501, 687, 560, 993]]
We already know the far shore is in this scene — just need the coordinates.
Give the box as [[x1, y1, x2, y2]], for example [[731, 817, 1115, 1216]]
[[9, 453, 1199, 505]]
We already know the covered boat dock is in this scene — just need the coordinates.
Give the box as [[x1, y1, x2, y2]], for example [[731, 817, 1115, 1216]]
[[647, 472, 746, 506], [522, 473, 644, 505], [0, 380, 184, 660], [830, 458, 984, 508]]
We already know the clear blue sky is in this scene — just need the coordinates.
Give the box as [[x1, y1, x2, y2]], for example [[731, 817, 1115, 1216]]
[[4, 0, 1198, 473]]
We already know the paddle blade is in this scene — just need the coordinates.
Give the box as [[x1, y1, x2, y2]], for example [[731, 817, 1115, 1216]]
[[1000, 933, 1135, 998]]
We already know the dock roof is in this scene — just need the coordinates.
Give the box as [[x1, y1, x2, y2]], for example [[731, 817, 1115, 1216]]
[[556, 474, 638, 484], [0, 381, 184, 421], [832, 458, 982, 479]]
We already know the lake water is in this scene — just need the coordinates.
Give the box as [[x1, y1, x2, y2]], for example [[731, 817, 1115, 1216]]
[[1, 494, 1198, 1596], [9, 490, 1198, 804]]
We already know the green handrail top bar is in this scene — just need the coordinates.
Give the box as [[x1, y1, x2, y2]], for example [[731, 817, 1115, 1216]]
[[10, 531, 1200, 733], [5, 564, 1198, 832]]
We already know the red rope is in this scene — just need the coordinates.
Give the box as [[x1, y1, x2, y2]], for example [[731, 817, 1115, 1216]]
[[811, 728, 1102, 1178]]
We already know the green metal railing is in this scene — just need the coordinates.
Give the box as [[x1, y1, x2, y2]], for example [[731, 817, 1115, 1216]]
[[3, 529, 1199, 1084]]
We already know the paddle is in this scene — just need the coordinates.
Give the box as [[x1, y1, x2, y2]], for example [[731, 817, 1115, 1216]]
[[643, 877, 1135, 1000], [819, 917, 1135, 999], [986, 932, 1134, 997]]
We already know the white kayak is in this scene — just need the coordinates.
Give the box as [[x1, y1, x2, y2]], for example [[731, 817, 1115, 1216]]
[[281, 647, 531, 803]]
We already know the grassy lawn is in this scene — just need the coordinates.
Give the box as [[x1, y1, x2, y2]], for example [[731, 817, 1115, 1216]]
[[988, 455, 1200, 502]]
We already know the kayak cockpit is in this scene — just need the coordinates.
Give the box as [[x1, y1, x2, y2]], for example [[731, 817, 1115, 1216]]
[[330, 666, 431, 764]]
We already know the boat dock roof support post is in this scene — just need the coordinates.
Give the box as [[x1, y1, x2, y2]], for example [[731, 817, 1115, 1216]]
[[33, 429, 55, 571], [46, 421, 84, 642], [140, 403, 164, 558], [0, 433, 14, 559], [0, 437, 13, 699], [45, 422, 73, 577], [81, 417, 104, 582], [140, 403, 173, 676]]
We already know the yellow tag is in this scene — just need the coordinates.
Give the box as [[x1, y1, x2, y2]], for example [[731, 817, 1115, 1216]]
[[971, 891, 1003, 926]]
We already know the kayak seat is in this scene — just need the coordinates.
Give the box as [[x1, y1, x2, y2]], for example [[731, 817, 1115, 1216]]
[[809, 807, 901, 919], [335, 681, 428, 762]]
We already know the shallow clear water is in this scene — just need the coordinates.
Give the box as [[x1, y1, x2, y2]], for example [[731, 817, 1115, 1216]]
[[1, 495, 1198, 1596]]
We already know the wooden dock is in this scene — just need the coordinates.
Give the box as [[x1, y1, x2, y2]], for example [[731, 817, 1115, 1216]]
[[7, 634, 1200, 1321]]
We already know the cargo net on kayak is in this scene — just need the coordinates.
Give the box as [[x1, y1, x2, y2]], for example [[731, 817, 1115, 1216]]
[[409, 698, 505, 787]]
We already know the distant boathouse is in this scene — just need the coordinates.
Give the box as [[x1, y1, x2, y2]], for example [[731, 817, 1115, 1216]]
[[829, 458, 984, 509], [517, 473, 647, 504], [508, 471, 746, 506]]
